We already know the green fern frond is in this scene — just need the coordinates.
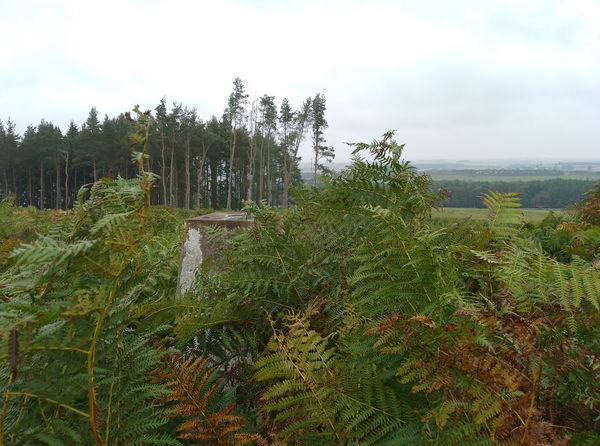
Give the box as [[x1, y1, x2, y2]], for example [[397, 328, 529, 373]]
[[481, 190, 523, 241], [254, 312, 411, 445]]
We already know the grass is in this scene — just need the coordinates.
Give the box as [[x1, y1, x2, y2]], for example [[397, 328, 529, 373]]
[[433, 207, 566, 223], [430, 174, 600, 182]]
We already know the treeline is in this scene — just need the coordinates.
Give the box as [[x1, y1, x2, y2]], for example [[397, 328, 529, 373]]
[[435, 178, 596, 208], [431, 168, 572, 177], [0, 78, 333, 210]]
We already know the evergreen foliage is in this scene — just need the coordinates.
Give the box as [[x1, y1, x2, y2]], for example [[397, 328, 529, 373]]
[[0, 79, 325, 211], [436, 178, 595, 209]]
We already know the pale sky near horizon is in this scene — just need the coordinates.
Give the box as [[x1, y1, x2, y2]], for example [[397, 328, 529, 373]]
[[1, 0, 599, 162]]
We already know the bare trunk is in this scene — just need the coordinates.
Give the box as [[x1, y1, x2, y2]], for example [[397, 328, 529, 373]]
[[160, 129, 167, 205], [226, 128, 237, 209], [258, 135, 265, 202], [204, 163, 209, 208], [169, 144, 175, 207], [27, 167, 32, 206], [64, 151, 70, 209], [184, 137, 191, 209], [2, 168, 8, 198], [313, 150, 318, 185], [282, 140, 289, 209], [93, 157, 97, 183], [11, 168, 17, 202], [284, 113, 308, 207], [247, 141, 255, 202], [246, 100, 258, 202], [210, 163, 218, 209], [174, 158, 179, 208], [39, 162, 45, 209], [55, 159, 61, 209], [73, 169, 77, 203], [195, 146, 207, 209], [266, 136, 273, 205], [246, 170, 254, 202], [246, 150, 255, 200], [312, 125, 319, 185], [195, 160, 203, 209], [237, 167, 243, 207]]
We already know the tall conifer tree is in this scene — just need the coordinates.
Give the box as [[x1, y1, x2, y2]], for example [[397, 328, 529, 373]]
[[225, 78, 248, 209]]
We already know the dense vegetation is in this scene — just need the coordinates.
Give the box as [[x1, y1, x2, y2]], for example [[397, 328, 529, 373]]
[[0, 112, 599, 445], [0, 78, 333, 210], [435, 179, 595, 209]]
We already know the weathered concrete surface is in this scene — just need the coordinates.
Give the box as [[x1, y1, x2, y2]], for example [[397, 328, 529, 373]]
[[177, 212, 253, 296]]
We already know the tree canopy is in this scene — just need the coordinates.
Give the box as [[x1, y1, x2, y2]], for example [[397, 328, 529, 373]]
[[0, 80, 331, 210]]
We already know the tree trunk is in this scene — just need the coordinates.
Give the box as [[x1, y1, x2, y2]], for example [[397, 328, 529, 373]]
[[55, 159, 61, 209], [160, 128, 167, 205], [282, 149, 289, 208], [266, 137, 273, 205], [199, 160, 204, 209], [195, 147, 207, 209], [246, 100, 258, 202], [27, 167, 32, 206], [205, 163, 210, 208], [39, 162, 45, 209], [64, 151, 69, 209], [2, 168, 8, 199], [11, 168, 17, 203], [237, 167, 243, 208], [184, 137, 191, 209], [226, 128, 237, 209], [169, 134, 175, 207], [73, 168, 77, 204], [258, 135, 265, 202], [210, 163, 218, 209], [174, 158, 179, 208], [313, 149, 318, 185], [247, 133, 256, 202]]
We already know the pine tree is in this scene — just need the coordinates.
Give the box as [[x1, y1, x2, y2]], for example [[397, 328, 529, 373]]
[[310, 93, 333, 184], [258, 95, 277, 204], [279, 98, 293, 208], [225, 78, 249, 209], [79, 107, 102, 183]]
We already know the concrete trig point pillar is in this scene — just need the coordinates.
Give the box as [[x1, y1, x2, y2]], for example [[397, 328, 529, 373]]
[[177, 212, 253, 296]]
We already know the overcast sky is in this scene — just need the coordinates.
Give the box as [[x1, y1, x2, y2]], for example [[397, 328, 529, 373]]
[[1, 0, 599, 162]]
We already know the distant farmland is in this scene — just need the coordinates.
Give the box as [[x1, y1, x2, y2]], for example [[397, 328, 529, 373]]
[[427, 169, 600, 182], [432, 207, 565, 223]]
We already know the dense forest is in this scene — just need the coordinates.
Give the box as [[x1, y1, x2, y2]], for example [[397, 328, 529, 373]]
[[436, 179, 596, 208], [0, 78, 333, 210], [3, 78, 595, 212], [0, 112, 598, 445]]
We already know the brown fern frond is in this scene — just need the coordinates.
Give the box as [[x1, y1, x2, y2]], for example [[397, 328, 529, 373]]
[[154, 354, 264, 445]]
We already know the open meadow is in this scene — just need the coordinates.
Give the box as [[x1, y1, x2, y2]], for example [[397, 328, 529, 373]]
[[433, 207, 566, 223]]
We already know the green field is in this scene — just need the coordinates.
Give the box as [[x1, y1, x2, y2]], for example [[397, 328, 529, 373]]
[[433, 207, 566, 223], [429, 173, 600, 182]]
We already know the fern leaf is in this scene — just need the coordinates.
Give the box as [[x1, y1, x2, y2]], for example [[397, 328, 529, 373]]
[[481, 190, 522, 241], [154, 354, 259, 445]]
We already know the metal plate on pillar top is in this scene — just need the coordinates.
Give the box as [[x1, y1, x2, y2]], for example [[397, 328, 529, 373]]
[[177, 212, 253, 296]]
